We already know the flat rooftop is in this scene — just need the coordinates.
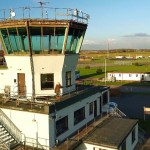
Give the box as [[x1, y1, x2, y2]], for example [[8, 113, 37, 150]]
[[84, 117, 138, 149], [0, 85, 109, 114]]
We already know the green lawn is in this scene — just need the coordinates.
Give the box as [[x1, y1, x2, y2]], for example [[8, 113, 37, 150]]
[[77, 65, 150, 79], [77, 63, 150, 86]]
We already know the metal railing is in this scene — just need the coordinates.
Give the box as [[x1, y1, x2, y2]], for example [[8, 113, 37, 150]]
[[0, 109, 22, 143], [25, 137, 49, 150], [110, 107, 127, 118], [0, 7, 89, 24]]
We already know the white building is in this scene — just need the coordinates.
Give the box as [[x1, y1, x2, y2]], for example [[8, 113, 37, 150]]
[[107, 72, 150, 82], [76, 117, 138, 150], [0, 6, 139, 150]]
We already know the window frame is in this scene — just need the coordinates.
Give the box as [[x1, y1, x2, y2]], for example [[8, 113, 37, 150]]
[[74, 107, 85, 125], [89, 102, 94, 115], [102, 92, 108, 105], [41, 73, 54, 90], [121, 140, 126, 150], [132, 128, 136, 144], [56, 116, 68, 136], [66, 71, 71, 87]]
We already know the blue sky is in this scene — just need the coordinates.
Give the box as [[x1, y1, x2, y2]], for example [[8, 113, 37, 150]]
[[1, 0, 150, 50]]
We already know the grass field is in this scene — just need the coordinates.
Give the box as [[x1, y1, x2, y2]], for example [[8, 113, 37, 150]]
[[77, 50, 150, 86]]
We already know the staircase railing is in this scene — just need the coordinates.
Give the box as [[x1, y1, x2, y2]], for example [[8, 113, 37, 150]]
[[110, 107, 127, 118], [0, 109, 22, 143]]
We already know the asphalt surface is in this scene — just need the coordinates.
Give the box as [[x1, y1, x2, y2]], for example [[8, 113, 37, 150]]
[[110, 93, 150, 119]]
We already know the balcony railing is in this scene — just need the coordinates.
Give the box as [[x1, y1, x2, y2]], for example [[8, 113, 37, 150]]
[[0, 7, 89, 24]]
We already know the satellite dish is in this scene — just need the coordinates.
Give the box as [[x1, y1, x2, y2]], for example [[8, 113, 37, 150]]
[[10, 10, 16, 18]]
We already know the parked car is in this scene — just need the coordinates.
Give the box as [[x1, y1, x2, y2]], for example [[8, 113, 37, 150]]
[[108, 102, 118, 111]]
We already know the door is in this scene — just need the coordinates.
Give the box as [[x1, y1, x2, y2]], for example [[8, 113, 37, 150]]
[[99, 96, 102, 114], [18, 73, 26, 96], [94, 100, 97, 117]]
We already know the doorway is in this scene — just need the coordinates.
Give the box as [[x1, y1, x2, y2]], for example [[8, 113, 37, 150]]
[[94, 100, 97, 117], [18, 73, 26, 96]]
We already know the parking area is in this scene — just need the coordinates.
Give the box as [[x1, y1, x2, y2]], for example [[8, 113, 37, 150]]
[[110, 93, 150, 119]]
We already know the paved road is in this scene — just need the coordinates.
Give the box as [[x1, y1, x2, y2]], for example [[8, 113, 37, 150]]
[[110, 93, 150, 119], [120, 86, 150, 93]]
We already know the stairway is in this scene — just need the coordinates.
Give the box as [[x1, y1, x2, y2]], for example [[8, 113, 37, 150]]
[[109, 107, 127, 118], [0, 123, 21, 150], [0, 109, 22, 150]]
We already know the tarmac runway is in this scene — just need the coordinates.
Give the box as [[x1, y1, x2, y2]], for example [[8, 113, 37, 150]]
[[110, 93, 150, 119]]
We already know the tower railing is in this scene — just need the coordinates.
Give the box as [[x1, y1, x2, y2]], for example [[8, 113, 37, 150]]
[[0, 7, 89, 24]]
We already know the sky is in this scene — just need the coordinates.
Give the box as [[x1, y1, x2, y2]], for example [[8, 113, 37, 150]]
[[1, 0, 150, 50]]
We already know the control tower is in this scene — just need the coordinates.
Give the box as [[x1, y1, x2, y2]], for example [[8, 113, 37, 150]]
[[0, 7, 89, 99]]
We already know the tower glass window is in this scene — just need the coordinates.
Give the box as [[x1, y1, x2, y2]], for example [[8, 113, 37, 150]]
[[41, 73, 54, 90], [0, 27, 28, 54], [66, 28, 85, 54]]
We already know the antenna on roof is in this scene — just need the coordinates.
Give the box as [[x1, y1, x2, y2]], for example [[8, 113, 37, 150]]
[[10, 9, 15, 19], [38, 0, 49, 18]]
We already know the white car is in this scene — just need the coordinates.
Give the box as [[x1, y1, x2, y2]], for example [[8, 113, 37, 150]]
[[108, 102, 118, 111]]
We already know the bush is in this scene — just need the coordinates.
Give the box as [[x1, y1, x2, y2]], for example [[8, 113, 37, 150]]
[[85, 65, 90, 69], [133, 62, 143, 66], [96, 68, 102, 74]]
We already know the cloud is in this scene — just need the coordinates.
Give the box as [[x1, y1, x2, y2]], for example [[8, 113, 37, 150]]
[[83, 39, 99, 45], [107, 38, 117, 42], [123, 33, 150, 37]]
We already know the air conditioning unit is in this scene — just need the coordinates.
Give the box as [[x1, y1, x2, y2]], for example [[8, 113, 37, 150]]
[[4, 85, 10, 94]]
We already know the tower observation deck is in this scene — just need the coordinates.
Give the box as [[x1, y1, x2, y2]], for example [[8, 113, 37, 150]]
[[0, 7, 89, 98], [0, 7, 89, 55]]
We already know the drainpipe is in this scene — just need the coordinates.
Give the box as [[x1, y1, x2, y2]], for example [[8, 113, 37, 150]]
[[26, 21, 35, 101]]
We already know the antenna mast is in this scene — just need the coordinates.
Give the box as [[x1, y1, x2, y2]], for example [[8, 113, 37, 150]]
[[38, 0, 49, 18]]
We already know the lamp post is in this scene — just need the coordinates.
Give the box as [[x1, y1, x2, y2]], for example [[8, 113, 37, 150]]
[[107, 40, 109, 59], [32, 119, 38, 148], [105, 58, 107, 85]]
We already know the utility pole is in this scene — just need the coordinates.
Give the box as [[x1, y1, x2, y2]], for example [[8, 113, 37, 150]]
[[105, 58, 107, 85], [107, 40, 109, 58]]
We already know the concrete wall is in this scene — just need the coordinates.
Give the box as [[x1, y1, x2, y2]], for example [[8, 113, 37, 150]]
[[49, 90, 109, 147], [0, 55, 79, 97], [0, 56, 32, 96], [1, 108, 49, 148]]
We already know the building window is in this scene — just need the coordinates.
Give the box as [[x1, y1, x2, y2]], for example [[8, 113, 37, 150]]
[[74, 107, 85, 125], [136, 74, 138, 77], [89, 102, 93, 115], [103, 92, 108, 105], [119, 74, 121, 77], [56, 116, 68, 136], [66, 71, 71, 87], [129, 74, 132, 77], [121, 140, 126, 150], [132, 128, 136, 144], [41, 74, 54, 90]]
